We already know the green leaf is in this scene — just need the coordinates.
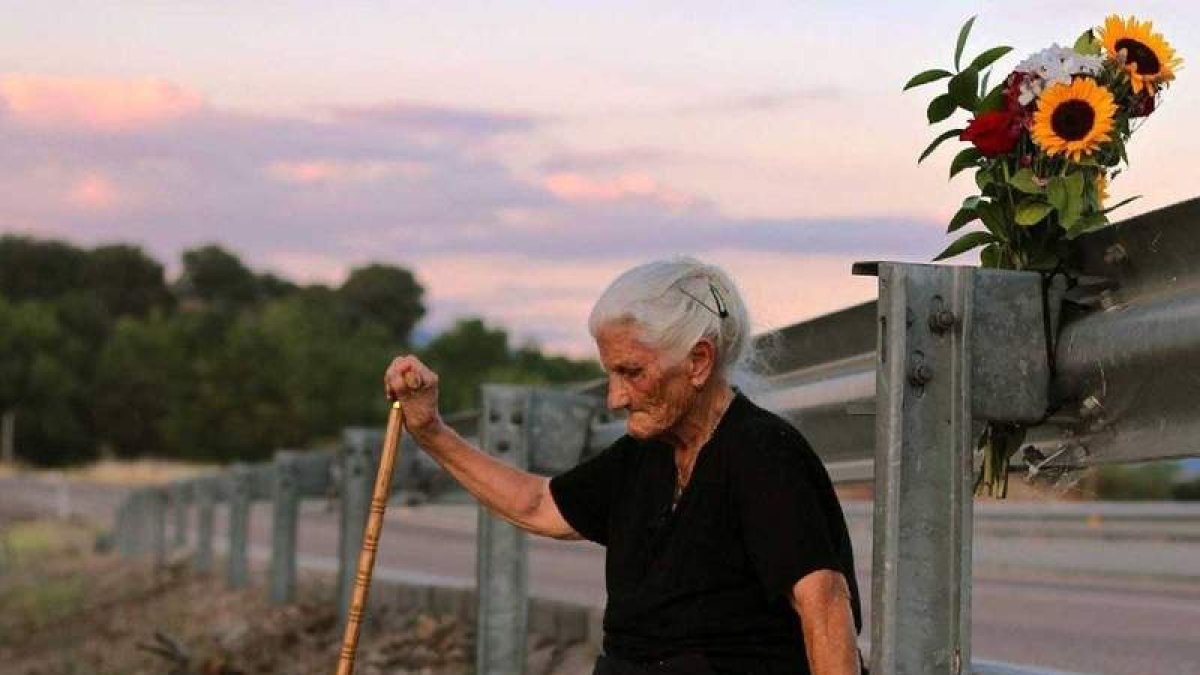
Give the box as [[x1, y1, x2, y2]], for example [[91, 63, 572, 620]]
[[1073, 29, 1101, 56], [980, 243, 1000, 268], [1026, 248, 1060, 271], [1059, 172, 1085, 228], [976, 201, 1008, 240], [918, 128, 965, 163], [968, 46, 1013, 72], [976, 81, 1007, 112], [1046, 176, 1068, 213], [955, 16, 977, 71], [934, 230, 994, 261], [947, 209, 978, 233], [927, 94, 957, 123], [1008, 168, 1044, 194], [1065, 213, 1109, 240], [904, 69, 954, 90], [950, 198, 979, 233], [948, 68, 980, 110], [1101, 195, 1142, 215], [949, 147, 982, 178], [975, 167, 995, 191], [1015, 200, 1054, 226]]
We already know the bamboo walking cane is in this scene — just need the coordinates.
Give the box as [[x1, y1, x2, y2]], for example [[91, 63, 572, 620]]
[[335, 399, 405, 675]]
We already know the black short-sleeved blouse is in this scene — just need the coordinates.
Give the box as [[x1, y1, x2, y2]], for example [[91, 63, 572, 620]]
[[549, 392, 862, 674]]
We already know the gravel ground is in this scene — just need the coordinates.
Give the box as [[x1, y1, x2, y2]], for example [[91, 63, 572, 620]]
[[0, 514, 595, 675]]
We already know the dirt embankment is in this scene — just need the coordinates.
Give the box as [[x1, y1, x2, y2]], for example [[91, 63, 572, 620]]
[[0, 515, 593, 675]]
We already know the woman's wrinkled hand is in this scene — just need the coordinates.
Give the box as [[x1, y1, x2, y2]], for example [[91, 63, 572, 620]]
[[384, 355, 443, 440]]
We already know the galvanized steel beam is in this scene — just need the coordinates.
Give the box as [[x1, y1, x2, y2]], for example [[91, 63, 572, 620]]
[[195, 477, 216, 574], [272, 450, 301, 604], [338, 427, 381, 624], [227, 464, 252, 589], [476, 384, 532, 675], [861, 262, 1048, 675]]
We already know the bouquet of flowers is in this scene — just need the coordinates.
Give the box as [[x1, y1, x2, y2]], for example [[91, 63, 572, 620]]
[[905, 15, 1182, 495]]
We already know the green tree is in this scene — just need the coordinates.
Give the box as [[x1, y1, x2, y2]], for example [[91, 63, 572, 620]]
[[422, 318, 510, 412], [163, 290, 397, 463], [257, 272, 299, 301], [175, 245, 260, 310], [83, 244, 173, 318], [339, 264, 425, 344], [93, 315, 182, 457], [0, 297, 92, 465], [420, 319, 603, 413], [0, 236, 88, 302]]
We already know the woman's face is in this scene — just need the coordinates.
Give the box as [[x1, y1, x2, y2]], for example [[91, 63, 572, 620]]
[[595, 321, 696, 440]]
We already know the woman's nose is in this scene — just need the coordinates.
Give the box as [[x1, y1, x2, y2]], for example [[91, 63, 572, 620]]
[[606, 377, 629, 410]]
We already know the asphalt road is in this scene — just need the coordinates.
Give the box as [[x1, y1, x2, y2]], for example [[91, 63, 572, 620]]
[[3, 476, 1198, 674]]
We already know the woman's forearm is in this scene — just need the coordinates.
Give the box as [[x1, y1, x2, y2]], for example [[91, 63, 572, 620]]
[[413, 421, 574, 538], [793, 571, 861, 675]]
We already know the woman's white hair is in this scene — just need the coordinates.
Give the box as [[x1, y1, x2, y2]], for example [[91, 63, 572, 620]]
[[588, 257, 758, 384]]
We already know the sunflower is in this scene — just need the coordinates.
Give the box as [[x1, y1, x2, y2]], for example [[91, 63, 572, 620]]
[[1031, 78, 1117, 161], [1099, 15, 1182, 94]]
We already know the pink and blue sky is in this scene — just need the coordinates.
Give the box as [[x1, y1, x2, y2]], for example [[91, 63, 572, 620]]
[[2, 1, 1196, 354]]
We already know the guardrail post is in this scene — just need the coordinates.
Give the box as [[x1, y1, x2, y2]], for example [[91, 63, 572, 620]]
[[860, 262, 1047, 675], [115, 497, 135, 558], [272, 450, 301, 605], [149, 487, 167, 567], [227, 464, 252, 589], [171, 481, 190, 549], [196, 478, 215, 574], [866, 262, 975, 675], [476, 385, 532, 675], [128, 491, 148, 557], [338, 428, 378, 624]]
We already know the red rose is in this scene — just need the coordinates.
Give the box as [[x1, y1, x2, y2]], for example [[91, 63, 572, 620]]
[[961, 110, 1021, 157], [1003, 71, 1032, 112]]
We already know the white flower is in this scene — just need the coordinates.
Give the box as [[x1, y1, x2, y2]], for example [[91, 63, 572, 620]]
[[1014, 44, 1104, 104]]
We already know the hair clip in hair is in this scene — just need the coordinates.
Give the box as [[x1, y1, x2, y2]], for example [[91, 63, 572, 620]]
[[679, 281, 729, 320], [708, 283, 729, 319]]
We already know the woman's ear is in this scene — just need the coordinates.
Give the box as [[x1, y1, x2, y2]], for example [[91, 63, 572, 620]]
[[688, 338, 717, 387]]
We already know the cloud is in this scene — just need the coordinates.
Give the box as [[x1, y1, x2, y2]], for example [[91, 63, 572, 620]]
[[0, 74, 203, 131], [671, 87, 845, 115], [0, 73, 946, 354], [543, 171, 694, 209], [265, 159, 432, 185], [327, 101, 540, 140], [66, 173, 123, 210]]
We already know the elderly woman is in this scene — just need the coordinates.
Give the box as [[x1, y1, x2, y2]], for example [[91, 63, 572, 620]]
[[385, 258, 862, 675]]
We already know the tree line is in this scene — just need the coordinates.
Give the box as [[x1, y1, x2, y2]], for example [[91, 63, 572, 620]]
[[0, 236, 601, 466]]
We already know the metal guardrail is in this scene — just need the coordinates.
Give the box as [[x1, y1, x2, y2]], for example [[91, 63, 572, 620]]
[[107, 197, 1200, 675]]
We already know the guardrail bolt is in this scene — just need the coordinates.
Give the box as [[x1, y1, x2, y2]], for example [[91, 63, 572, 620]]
[[1103, 243, 1128, 265], [908, 363, 933, 387], [929, 308, 957, 334], [1098, 289, 1122, 312], [1078, 394, 1104, 419]]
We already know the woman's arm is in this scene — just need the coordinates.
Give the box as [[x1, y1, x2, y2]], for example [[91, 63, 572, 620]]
[[791, 569, 861, 675], [385, 355, 580, 540]]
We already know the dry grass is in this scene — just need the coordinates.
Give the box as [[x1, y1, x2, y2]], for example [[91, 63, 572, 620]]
[[0, 458, 218, 485]]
